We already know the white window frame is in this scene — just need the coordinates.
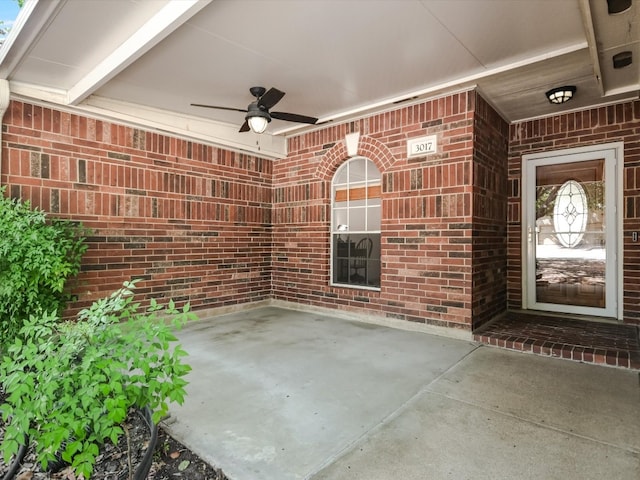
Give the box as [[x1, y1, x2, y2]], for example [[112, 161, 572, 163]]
[[330, 156, 381, 290]]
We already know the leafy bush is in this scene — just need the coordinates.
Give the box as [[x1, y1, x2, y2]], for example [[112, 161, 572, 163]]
[[0, 187, 87, 343], [0, 281, 195, 478]]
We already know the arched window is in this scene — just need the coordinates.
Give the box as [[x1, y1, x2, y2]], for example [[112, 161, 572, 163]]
[[331, 157, 381, 289]]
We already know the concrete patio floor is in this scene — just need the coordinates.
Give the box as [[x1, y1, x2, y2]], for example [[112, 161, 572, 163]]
[[164, 306, 640, 480]]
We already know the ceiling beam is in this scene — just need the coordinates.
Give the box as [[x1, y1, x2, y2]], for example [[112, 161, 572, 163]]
[[66, 0, 212, 106], [10, 80, 68, 104], [578, 0, 605, 96]]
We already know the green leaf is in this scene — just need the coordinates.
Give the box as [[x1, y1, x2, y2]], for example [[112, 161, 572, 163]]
[[2, 438, 19, 464], [62, 440, 83, 463], [0, 279, 192, 477]]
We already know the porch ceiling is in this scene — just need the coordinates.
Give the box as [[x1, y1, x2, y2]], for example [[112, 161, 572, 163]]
[[0, 0, 638, 159]]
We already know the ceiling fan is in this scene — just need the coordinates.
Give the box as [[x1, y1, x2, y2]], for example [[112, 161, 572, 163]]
[[191, 86, 318, 134]]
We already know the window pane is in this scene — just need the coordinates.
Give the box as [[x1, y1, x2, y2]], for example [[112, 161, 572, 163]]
[[333, 207, 348, 231], [350, 157, 367, 182], [332, 234, 381, 288], [333, 235, 350, 283], [369, 168, 381, 182], [350, 207, 366, 231], [334, 163, 349, 185], [367, 206, 381, 230]]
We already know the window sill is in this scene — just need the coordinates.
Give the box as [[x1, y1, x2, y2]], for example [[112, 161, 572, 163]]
[[330, 282, 381, 292]]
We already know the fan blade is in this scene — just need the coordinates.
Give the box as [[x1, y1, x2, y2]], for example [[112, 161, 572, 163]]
[[270, 111, 318, 124], [258, 88, 285, 110], [239, 120, 250, 132], [191, 103, 247, 113]]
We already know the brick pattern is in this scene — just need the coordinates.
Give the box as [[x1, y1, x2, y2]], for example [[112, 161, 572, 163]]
[[474, 312, 640, 369], [471, 96, 509, 329], [508, 100, 640, 324], [273, 91, 508, 331], [1, 101, 273, 317]]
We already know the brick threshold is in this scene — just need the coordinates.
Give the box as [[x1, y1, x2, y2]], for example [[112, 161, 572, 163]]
[[473, 312, 640, 370]]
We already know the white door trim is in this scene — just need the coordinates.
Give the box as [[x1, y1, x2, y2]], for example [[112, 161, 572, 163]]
[[521, 142, 623, 320]]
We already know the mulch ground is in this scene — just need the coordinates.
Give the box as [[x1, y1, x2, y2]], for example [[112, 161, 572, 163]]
[[150, 427, 228, 480]]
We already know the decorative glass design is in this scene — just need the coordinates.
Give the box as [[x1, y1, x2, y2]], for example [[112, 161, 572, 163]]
[[552, 180, 588, 248]]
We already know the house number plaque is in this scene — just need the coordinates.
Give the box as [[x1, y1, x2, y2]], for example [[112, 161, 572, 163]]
[[407, 135, 437, 157]]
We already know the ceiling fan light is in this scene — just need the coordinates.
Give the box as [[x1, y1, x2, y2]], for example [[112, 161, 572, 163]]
[[245, 102, 271, 134], [545, 86, 577, 104], [248, 115, 269, 134]]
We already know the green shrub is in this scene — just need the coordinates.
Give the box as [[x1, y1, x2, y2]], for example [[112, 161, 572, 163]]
[[0, 187, 87, 342], [0, 281, 195, 478]]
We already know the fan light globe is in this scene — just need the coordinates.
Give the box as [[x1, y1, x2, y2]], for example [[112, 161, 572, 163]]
[[248, 115, 269, 134]]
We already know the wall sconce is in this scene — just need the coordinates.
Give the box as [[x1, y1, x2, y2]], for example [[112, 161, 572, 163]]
[[545, 86, 577, 104]]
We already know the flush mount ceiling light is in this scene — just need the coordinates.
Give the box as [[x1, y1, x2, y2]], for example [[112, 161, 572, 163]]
[[545, 86, 577, 104], [613, 51, 633, 69], [607, 0, 632, 14]]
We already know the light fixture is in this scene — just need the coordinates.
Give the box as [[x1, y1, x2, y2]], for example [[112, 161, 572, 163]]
[[613, 51, 633, 69], [607, 0, 632, 14], [545, 86, 577, 105], [245, 101, 271, 134], [247, 115, 269, 134]]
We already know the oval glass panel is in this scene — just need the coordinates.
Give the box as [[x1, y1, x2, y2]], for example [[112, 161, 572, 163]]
[[553, 180, 588, 248]]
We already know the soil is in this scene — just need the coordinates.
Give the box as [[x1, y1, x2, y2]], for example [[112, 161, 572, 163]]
[[0, 392, 228, 480], [150, 426, 228, 480]]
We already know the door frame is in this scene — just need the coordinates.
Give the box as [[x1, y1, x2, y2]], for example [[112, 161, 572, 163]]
[[521, 142, 623, 320]]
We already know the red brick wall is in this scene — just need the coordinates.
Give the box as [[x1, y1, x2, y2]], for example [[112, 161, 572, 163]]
[[2, 92, 511, 332], [273, 90, 509, 331], [472, 96, 509, 328], [1, 101, 273, 317], [508, 100, 640, 324]]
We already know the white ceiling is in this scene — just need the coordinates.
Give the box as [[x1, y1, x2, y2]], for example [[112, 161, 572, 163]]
[[1, 0, 638, 159]]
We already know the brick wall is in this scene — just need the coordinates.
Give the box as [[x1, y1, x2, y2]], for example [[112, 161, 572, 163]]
[[472, 96, 509, 328], [1, 101, 273, 317], [273, 90, 509, 331], [508, 100, 640, 324], [2, 92, 512, 332]]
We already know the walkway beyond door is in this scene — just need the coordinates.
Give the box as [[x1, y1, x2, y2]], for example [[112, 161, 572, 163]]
[[165, 306, 640, 480]]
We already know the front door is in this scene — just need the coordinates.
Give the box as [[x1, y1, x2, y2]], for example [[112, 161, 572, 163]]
[[523, 144, 621, 318]]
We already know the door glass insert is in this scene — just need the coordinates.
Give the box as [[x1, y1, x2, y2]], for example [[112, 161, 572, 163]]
[[534, 160, 605, 308]]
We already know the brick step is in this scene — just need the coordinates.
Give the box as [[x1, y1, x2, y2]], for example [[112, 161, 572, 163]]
[[474, 314, 640, 370]]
